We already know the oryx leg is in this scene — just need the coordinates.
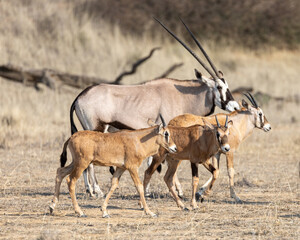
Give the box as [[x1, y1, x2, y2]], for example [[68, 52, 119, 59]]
[[87, 164, 104, 197], [143, 156, 153, 196], [191, 162, 199, 209], [196, 153, 220, 201], [172, 160, 184, 198], [66, 161, 90, 217], [102, 167, 125, 218], [143, 151, 167, 196], [49, 162, 74, 214], [129, 166, 157, 217], [226, 152, 242, 203], [164, 158, 187, 210]]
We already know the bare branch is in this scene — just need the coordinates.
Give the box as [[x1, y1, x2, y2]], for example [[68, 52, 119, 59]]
[[155, 62, 183, 79], [113, 47, 161, 84]]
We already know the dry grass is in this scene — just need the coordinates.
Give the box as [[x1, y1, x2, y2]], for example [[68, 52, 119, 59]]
[[0, 1, 299, 239]]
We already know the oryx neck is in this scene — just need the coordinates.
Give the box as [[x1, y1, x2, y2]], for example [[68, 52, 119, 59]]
[[231, 110, 255, 141]]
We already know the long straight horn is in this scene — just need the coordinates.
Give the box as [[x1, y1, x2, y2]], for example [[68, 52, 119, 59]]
[[179, 17, 221, 79], [159, 114, 166, 127], [225, 115, 228, 128], [215, 115, 221, 128], [248, 92, 258, 108], [153, 17, 217, 80], [243, 92, 255, 107]]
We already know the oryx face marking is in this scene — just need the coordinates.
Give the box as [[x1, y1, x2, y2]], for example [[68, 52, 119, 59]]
[[214, 78, 240, 112], [216, 125, 231, 153], [158, 128, 177, 153], [253, 107, 271, 132], [243, 92, 271, 132]]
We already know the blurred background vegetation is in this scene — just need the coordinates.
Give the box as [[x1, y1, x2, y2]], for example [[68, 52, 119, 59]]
[[75, 0, 300, 49]]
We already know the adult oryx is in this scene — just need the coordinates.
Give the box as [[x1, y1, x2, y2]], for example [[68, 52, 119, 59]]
[[70, 18, 240, 197]]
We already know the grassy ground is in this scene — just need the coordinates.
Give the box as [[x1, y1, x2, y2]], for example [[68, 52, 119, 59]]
[[0, 1, 299, 239]]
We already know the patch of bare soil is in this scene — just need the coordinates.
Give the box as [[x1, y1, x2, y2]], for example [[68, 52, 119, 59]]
[[0, 124, 299, 239]]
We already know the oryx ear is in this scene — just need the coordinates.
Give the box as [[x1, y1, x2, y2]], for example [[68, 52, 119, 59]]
[[227, 120, 233, 128], [156, 123, 163, 133], [195, 69, 215, 88], [147, 118, 156, 127], [218, 70, 224, 77], [242, 99, 249, 109], [202, 118, 214, 130]]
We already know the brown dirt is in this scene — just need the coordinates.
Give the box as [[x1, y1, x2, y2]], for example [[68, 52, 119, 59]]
[[0, 122, 299, 239]]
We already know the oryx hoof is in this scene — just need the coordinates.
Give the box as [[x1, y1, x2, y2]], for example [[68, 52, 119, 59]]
[[49, 206, 54, 215], [191, 205, 199, 210], [102, 214, 111, 218], [234, 198, 243, 204], [178, 193, 184, 199], [148, 212, 157, 218], [95, 191, 104, 199], [86, 189, 96, 199], [144, 192, 151, 197], [195, 192, 204, 202], [183, 207, 189, 212], [79, 214, 87, 218], [94, 186, 104, 198]]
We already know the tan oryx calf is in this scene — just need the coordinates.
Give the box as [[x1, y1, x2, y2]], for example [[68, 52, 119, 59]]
[[144, 116, 232, 210], [49, 116, 177, 218], [146, 92, 271, 203]]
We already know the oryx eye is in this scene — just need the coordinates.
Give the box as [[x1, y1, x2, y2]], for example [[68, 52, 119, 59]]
[[164, 131, 169, 140], [217, 86, 222, 90], [259, 113, 262, 117]]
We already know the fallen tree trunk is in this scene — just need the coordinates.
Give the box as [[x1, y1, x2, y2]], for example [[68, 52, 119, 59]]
[[0, 64, 110, 90], [0, 47, 183, 90]]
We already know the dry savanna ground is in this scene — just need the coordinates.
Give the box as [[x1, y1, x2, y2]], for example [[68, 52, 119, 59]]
[[0, 1, 300, 239]]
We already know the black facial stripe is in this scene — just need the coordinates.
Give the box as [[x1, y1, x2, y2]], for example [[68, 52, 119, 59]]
[[220, 78, 225, 83], [165, 132, 169, 142], [259, 114, 264, 127], [220, 89, 234, 110], [226, 89, 234, 101]]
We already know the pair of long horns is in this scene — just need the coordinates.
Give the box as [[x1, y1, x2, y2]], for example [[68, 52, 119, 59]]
[[154, 17, 221, 80], [215, 115, 229, 128], [244, 92, 258, 108], [159, 114, 166, 127]]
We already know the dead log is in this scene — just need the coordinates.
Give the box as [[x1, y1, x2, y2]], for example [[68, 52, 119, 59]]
[[0, 64, 109, 90], [0, 47, 184, 90]]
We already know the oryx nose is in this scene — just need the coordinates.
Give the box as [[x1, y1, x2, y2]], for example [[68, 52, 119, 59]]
[[222, 144, 230, 152], [170, 145, 177, 153]]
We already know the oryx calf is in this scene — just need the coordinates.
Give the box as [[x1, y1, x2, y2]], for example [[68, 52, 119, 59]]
[[49, 116, 177, 218], [143, 116, 232, 210], [164, 92, 271, 202]]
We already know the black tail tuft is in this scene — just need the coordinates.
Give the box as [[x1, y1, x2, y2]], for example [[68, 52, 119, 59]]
[[109, 166, 115, 175], [156, 164, 162, 173], [60, 150, 67, 167], [60, 138, 70, 167]]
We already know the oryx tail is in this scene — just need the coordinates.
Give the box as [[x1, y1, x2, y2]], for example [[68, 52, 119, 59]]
[[60, 138, 70, 167], [70, 99, 78, 135]]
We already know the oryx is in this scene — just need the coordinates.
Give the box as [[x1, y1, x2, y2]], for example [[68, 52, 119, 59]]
[[70, 18, 240, 197], [50, 115, 177, 218]]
